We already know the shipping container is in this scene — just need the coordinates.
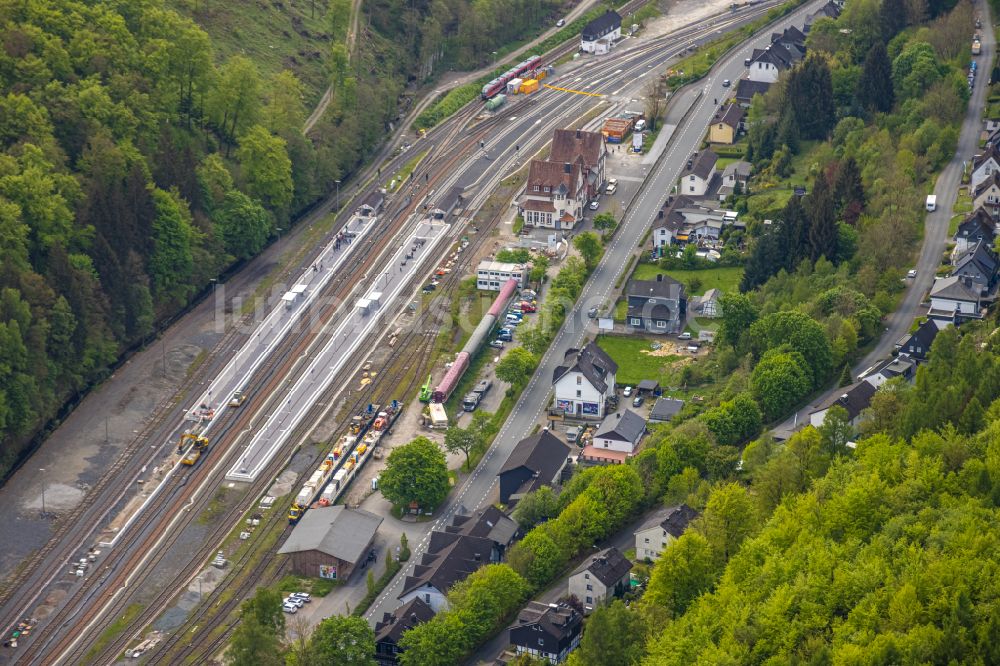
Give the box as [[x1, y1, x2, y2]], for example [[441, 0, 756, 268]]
[[521, 79, 539, 94]]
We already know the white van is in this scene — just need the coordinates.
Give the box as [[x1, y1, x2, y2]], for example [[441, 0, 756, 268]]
[[926, 194, 937, 211]]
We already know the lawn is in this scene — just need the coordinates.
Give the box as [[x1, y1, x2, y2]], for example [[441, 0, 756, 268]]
[[596, 335, 684, 386], [631, 264, 742, 295], [950, 213, 965, 235], [953, 191, 972, 214]]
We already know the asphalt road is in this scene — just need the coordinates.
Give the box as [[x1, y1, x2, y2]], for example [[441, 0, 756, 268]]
[[363, 0, 831, 627], [771, 0, 995, 439]]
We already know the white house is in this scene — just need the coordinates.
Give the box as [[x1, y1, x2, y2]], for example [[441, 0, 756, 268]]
[[591, 409, 646, 454], [680, 150, 718, 197], [746, 44, 795, 83], [552, 342, 618, 418], [929, 276, 983, 317], [567, 547, 631, 614], [973, 172, 1000, 216], [476, 260, 527, 290], [971, 145, 1000, 189], [520, 160, 587, 230], [633, 504, 698, 561], [581, 10, 621, 55]]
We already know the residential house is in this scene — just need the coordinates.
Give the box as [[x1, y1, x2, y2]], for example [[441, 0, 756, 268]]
[[477, 260, 527, 290], [718, 161, 751, 201], [497, 430, 572, 505], [520, 160, 587, 230], [971, 144, 1000, 189], [508, 601, 582, 664], [276, 506, 382, 581], [648, 397, 685, 422], [444, 506, 520, 562], [986, 124, 1000, 148], [805, 0, 842, 30], [735, 78, 772, 107], [859, 356, 917, 388], [581, 10, 622, 54], [929, 276, 983, 318], [808, 381, 877, 428], [634, 504, 699, 561], [625, 274, 687, 334], [953, 208, 996, 256], [374, 597, 435, 666], [680, 150, 718, 197], [567, 547, 632, 613], [973, 171, 1000, 217], [550, 128, 607, 199], [746, 43, 795, 83], [590, 409, 646, 454], [771, 25, 806, 54], [552, 342, 619, 418], [653, 195, 695, 247], [708, 104, 745, 144], [397, 531, 493, 611], [694, 288, 722, 318], [895, 318, 943, 363], [951, 240, 998, 295]]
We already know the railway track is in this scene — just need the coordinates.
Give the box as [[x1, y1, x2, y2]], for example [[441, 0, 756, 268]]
[[12, 87, 510, 666]]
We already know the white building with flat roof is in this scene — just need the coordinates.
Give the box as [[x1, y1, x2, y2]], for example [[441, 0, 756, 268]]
[[477, 260, 527, 290]]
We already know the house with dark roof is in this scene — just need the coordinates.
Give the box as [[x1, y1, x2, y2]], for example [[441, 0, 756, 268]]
[[552, 342, 619, 418], [709, 104, 745, 144], [567, 547, 632, 613], [735, 78, 772, 107], [973, 171, 1000, 217], [859, 355, 917, 388], [625, 274, 687, 334], [895, 318, 944, 363], [590, 409, 646, 455], [277, 506, 383, 581], [805, 0, 842, 31], [954, 208, 996, 256], [747, 43, 795, 83], [649, 397, 685, 422], [397, 531, 493, 611], [930, 276, 983, 319], [445, 506, 520, 562], [550, 128, 607, 199], [634, 504, 699, 561], [498, 430, 572, 505], [519, 159, 587, 230], [952, 240, 998, 295], [581, 10, 622, 54], [809, 381, 877, 428], [771, 25, 806, 53], [653, 195, 694, 247], [680, 150, 718, 197], [509, 601, 583, 664], [374, 597, 435, 666], [972, 144, 1000, 189]]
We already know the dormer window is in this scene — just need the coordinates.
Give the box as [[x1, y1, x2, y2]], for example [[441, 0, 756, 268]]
[[533, 185, 539, 192], [544, 186, 551, 193]]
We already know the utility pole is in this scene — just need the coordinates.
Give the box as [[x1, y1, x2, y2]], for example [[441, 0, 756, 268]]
[[492, 51, 497, 70], [334, 179, 341, 212], [39, 468, 46, 517]]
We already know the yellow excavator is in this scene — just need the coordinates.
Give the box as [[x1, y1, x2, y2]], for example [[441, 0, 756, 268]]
[[177, 433, 210, 466]]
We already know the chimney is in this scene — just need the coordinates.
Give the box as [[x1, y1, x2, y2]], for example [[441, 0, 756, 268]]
[[576, 129, 582, 139], [410, 613, 418, 623], [657, 274, 663, 282], [563, 162, 572, 174], [474, 552, 482, 561]]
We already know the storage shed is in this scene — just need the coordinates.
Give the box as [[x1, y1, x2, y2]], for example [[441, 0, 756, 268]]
[[277, 506, 383, 581]]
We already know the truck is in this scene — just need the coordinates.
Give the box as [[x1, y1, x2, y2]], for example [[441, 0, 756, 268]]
[[973, 39, 982, 55]]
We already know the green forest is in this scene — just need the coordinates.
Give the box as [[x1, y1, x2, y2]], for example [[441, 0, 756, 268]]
[[0, 0, 567, 478]]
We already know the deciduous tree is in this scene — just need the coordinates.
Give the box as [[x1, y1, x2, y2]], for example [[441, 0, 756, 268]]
[[310, 616, 376, 666], [379, 436, 450, 511], [573, 231, 603, 269]]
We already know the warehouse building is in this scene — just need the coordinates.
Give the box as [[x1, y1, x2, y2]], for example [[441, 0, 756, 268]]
[[277, 505, 383, 581]]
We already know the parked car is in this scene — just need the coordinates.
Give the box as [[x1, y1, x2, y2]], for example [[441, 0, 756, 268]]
[[605, 179, 618, 195], [556, 18, 565, 26], [498, 328, 513, 341], [623, 386, 633, 397], [632, 395, 644, 408], [284, 596, 304, 608], [906, 269, 917, 278], [677, 332, 692, 340], [588, 306, 599, 318], [290, 592, 312, 603], [519, 301, 537, 313], [490, 340, 505, 349], [589, 200, 600, 210], [282, 604, 298, 614]]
